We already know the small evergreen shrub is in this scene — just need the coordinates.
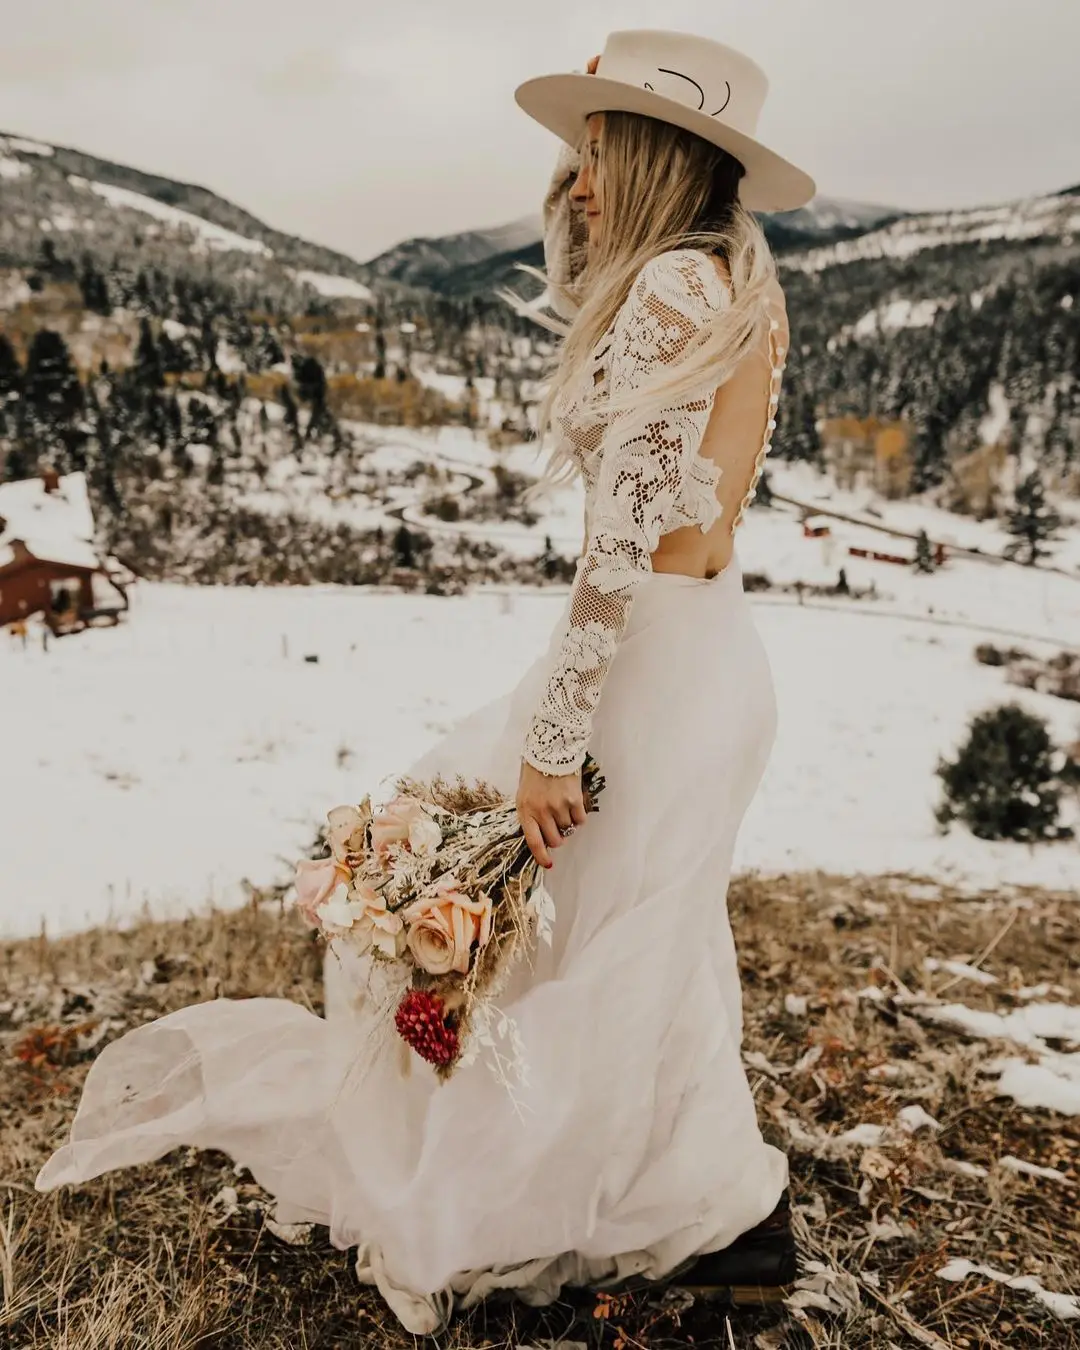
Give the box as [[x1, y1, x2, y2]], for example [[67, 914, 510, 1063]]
[[935, 703, 1070, 842]]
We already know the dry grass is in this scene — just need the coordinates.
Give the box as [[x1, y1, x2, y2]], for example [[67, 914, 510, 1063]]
[[1, 871, 1077, 1349]]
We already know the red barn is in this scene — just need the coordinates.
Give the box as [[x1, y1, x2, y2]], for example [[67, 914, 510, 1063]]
[[0, 470, 129, 633]]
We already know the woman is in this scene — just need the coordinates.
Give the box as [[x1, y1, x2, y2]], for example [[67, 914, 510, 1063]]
[[36, 29, 816, 1338]]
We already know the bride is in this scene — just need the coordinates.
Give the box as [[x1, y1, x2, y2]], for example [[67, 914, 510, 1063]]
[[36, 28, 816, 1338]]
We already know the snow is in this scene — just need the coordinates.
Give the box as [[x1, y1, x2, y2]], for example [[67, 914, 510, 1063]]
[[998, 1154, 1072, 1183], [908, 999, 1080, 1116], [912, 1001, 1080, 1048], [992, 1057, 1080, 1115], [764, 457, 1080, 577], [1, 135, 54, 156], [67, 176, 273, 258], [896, 1104, 940, 1134], [0, 155, 31, 180], [0, 471, 99, 571], [852, 297, 941, 338], [2, 546, 1079, 941], [944, 1158, 988, 1178], [977, 381, 1011, 446], [937, 1259, 1079, 1322], [792, 190, 1079, 272], [1, 430, 1079, 942], [289, 269, 373, 301], [923, 957, 997, 986]]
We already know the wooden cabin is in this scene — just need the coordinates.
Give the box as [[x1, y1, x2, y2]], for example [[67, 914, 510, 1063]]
[[0, 470, 128, 634]]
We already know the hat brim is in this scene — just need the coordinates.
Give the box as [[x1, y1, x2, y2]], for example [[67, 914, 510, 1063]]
[[515, 72, 816, 213]]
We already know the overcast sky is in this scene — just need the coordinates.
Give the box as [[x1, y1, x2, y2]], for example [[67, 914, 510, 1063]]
[[0, 0, 1077, 263]]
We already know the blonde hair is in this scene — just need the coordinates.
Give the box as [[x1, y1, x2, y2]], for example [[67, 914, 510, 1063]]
[[499, 111, 780, 506]]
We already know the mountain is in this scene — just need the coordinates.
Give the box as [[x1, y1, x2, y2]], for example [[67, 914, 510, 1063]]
[[358, 214, 542, 290], [0, 130, 376, 309], [1, 124, 1077, 593], [769, 182, 1080, 491], [412, 184, 1079, 508], [378, 193, 910, 300]]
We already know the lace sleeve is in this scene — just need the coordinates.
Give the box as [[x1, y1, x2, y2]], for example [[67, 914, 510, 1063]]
[[522, 250, 727, 776]]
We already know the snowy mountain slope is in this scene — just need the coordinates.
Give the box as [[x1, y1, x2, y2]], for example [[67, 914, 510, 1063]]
[[0, 129, 377, 303], [789, 185, 1080, 273]]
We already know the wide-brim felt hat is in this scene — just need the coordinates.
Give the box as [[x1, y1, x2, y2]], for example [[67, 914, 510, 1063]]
[[515, 29, 816, 213]]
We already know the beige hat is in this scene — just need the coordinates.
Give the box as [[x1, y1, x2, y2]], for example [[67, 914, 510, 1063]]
[[515, 29, 816, 213]]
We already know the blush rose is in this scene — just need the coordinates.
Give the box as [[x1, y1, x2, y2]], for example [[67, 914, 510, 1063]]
[[294, 856, 351, 929], [370, 795, 442, 860], [400, 874, 493, 976]]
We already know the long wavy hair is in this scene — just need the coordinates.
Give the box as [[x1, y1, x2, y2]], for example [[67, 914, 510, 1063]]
[[499, 110, 780, 504]]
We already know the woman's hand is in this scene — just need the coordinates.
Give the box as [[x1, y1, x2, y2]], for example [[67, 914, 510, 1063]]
[[517, 760, 587, 869]]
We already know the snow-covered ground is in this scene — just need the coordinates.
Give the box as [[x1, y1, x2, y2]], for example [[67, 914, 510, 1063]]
[[2, 561, 1078, 940], [3, 420, 1078, 940]]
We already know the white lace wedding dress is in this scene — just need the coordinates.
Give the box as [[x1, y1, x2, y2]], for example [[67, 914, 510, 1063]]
[[36, 242, 791, 1335]]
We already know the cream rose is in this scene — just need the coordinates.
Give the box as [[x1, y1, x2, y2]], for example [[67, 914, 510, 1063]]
[[370, 795, 433, 859], [318, 879, 405, 957], [294, 857, 351, 928], [401, 875, 493, 977]]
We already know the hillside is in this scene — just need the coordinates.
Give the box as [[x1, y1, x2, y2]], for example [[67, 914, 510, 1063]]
[[368, 192, 907, 298], [773, 184, 1080, 495], [0, 126, 1078, 596], [357, 213, 544, 289], [0, 131, 385, 313]]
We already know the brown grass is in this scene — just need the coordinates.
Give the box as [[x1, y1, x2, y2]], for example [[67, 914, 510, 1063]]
[[1, 872, 1077, 1348]]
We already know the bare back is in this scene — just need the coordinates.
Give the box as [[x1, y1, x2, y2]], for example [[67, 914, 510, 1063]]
[[652, 255, 788, 579]]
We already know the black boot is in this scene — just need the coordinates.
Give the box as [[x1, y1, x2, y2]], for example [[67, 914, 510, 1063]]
[[666, 1193, 797, 1305], [591, 1192, 797, 1305]]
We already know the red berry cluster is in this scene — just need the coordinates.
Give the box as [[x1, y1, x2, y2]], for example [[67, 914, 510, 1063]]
[[394, 989, 460, 1068]]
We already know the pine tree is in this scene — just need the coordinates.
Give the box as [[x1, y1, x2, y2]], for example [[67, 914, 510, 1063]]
[[911, 407, 949, 491], [913, 528, 936, 573], [280, 384, 301, 449], [3, 442, 34, 481], [78, 255, 112, 315], [165, 394, 184, 446], [207, 442, 226, 487], [157, 327, 188, 376], [1004, 470, 1062, 565], [1044, 387, 1075, 464], [936, 703, 1066, 842], [293, 355, 331, 443], [201, 316, 218, 371], [374, 324, 387, 380], [94, 410, 124, 515], [0, 333, 22, 403], [294, 354, 327, 407], [23, 331, 83, 457], [755, 467, 773, 507], [393, 523, 415, 568], [779, 390, 821, 462], [134, 317, 164, 389]]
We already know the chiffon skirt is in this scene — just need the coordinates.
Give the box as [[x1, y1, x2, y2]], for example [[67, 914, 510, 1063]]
[[36, 557, 788, 1335]]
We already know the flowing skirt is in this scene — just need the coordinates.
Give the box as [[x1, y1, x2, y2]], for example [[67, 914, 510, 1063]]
[[36, 558, 788, 1335]]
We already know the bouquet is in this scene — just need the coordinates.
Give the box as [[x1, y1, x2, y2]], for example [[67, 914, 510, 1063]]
[[293, 755, 606, 1082]]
